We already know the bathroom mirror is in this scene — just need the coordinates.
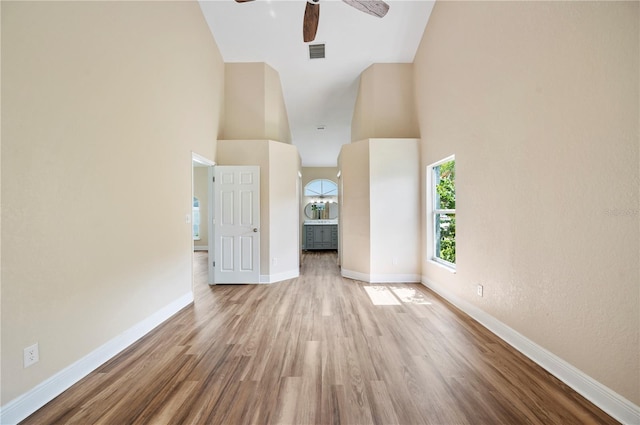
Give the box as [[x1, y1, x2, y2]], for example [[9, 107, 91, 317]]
[[304, 202, 339, 220]]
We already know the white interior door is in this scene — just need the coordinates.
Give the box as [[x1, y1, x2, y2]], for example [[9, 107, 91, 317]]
[[213, 166, 260, 284]]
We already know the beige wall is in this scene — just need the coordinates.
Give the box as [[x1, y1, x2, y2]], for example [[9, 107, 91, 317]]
[[269, 142, 301, 276], [351, 63, 419, 142], [339, 139, 420, 280], [1, 0, 224, 405], [217, 140, 300, 278], [338, 141, 371, 275], [369, 139, 420, 279], [265, 65, 292, 144], [222, 63, 266, 141], [222, 63, 291, 143], [414, 1, 639, 404], [193, 167, 209, 250]]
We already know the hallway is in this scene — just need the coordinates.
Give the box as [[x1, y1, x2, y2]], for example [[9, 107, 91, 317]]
[[22, 251, 616, 424]]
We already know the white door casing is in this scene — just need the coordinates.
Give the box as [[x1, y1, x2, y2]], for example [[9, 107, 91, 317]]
[[207, 165, 215, 285], [213, 166, 260, 284]]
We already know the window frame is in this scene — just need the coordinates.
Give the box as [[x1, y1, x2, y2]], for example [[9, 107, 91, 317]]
[[427, 155, 456, 271], [304, 179, 338, 198]]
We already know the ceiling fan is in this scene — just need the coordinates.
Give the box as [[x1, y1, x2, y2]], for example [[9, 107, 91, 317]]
[[235, 0, 390, 43]]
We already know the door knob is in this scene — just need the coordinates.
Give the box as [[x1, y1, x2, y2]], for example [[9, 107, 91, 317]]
[[253, 228, 258, 232]]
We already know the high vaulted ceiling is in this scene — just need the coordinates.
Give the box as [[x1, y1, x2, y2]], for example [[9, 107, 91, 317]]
[[199, 0, 434, 167]]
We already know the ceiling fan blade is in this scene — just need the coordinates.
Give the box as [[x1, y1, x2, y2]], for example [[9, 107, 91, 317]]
[[303, 1, 320, 43], [342, 0, 389, 18]]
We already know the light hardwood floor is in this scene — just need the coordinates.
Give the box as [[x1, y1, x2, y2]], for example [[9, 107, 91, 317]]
[[22, 251, 618, 424]]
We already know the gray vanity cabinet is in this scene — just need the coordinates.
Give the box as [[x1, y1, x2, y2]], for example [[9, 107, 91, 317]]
[[304, 225, 338, 250]]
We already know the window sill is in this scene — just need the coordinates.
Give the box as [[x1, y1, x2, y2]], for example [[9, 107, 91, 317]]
[[428, 259, 456, 274]]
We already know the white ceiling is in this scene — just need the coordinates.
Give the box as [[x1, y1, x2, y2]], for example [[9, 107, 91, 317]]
[[199, 0, 434, 167]]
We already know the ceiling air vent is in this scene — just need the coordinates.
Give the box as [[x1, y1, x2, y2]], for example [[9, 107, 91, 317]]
[[309, 44, 325, 60]]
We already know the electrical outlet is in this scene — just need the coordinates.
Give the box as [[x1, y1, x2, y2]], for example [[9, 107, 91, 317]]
[[24, 343, 39, 368], [272, 257, 278, 266], [477, 285, 483, 297], [392, 257, 398, 265]]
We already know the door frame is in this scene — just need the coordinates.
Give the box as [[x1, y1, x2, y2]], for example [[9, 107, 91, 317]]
[[191, 152, 215, 292]]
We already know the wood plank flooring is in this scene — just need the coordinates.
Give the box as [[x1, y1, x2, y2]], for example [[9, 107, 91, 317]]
[[22, 251, 618, 424]]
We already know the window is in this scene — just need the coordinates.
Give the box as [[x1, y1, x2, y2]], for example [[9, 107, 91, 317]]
[[193, 197, 200, 240], [430, 157, 455, 268], [304, 179, 338, 197]]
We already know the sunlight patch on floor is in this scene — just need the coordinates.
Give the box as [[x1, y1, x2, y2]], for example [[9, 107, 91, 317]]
[[389, 286, 432, 305], [363, 286, 402, 306], [363, 285, 432, 306]]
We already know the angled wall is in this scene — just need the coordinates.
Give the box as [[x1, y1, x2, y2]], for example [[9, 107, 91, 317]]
[[351, 63, 419, 142], [222, 63, 291, 143], [265, 65, 292, 144], [339, 139, 420, 282], [338, 141, 371, 277], [222, 63, 266, 141], [268, 141, 301, 281]]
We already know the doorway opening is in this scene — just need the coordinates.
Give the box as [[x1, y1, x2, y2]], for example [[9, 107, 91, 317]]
[[191, 152, 215, 291]]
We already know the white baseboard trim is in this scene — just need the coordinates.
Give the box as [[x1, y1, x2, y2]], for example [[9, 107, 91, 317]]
[[341, 268, 370, 282], [341, 269, 420, 283], [193, 246, 208, 251], [369, 273, 420, 283], [421, 277, 640, 425], [259, 269, 299, 284], [0, 292, 194, 425]]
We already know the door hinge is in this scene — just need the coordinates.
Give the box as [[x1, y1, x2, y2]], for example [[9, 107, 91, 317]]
[[213, 261, 215, 267], [212, 176, 215, 182]]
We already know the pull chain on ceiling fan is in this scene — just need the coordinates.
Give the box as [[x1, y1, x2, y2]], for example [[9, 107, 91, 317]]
[[235, 0, 390, 43]]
